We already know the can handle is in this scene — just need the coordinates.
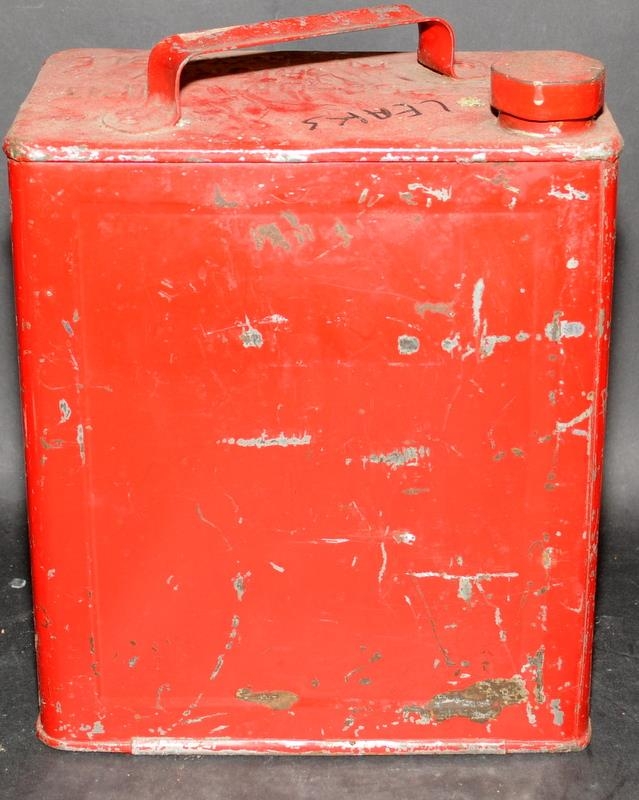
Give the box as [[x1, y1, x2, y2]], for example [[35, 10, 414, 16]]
[[111, 5, 456, 131]]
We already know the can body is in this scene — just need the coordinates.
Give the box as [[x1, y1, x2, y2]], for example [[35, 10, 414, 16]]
[[5, 19, 621, 754]]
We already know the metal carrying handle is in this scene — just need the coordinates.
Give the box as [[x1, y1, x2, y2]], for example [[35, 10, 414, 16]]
[[111, 5, 456, 131]]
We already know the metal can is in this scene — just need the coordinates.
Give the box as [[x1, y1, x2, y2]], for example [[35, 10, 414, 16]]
[[4, 5, 622, 754]]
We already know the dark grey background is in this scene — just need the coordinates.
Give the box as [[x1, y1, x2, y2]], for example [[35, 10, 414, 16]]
[[1, 2, 637, 798]]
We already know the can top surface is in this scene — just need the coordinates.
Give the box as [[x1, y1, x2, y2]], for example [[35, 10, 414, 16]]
[[5, 47, 621, 164]]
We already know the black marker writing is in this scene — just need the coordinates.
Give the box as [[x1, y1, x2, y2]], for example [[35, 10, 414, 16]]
[[303, 99, 451, 131]]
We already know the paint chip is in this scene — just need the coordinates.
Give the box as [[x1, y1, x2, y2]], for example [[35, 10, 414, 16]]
[[407, 183, 453, 202], [548, 184, 589, 201], [457, 576, 473, 601], [480, 334, 510, 358], [364, 446, 428, 469], [58, 399, 72, 424], [76, 424, 86, 465], [221, 433, 311, 448], [415, 301, 455, 318], [393, 531, 416, 545], [378, 542, 388, 584], [232, 572, 251, 602], [458, 96, 483, 108], [441, 333, 460, 354], [550, 698, 564, 726], [398, 335, 420, 355], [545, 312, 586, 342], [240, 326, 263, 349]]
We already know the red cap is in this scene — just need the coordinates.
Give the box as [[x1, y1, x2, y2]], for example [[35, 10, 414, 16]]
[[491, 51, 605, 123]]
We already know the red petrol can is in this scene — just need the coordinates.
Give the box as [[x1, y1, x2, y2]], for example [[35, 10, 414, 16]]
[[4, 5, 622, 754]]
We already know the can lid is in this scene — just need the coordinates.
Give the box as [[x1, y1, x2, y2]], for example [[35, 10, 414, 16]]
[[4, 46, 621, 164], [491, 51, 605, 123]]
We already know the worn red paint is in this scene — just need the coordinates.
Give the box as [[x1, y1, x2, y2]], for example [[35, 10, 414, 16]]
[[4, 5, 622, 754]]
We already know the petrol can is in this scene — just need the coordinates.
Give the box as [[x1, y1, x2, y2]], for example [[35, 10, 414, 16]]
[[4, 5, 622, 754]]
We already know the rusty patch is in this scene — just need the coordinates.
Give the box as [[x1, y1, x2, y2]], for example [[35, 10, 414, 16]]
[[415, 301, 455, 318], [281, 211, 314, 244], [251, 223, 290, 251], [4, 139, 27, 162], [403, 676, 527, 724], [40, 437, 65, 450], [213, 185, 238, 208], [334, 221, 353, 248], [527, 646, 546, 704], [235, 688, 299, 710]]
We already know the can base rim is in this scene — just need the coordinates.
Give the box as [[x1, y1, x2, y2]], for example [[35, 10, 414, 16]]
[[36, 716, 592, 755]]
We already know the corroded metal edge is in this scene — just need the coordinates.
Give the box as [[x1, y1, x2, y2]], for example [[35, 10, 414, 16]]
[[3, 140, 623, 164], [37, 716, 591, 755]]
